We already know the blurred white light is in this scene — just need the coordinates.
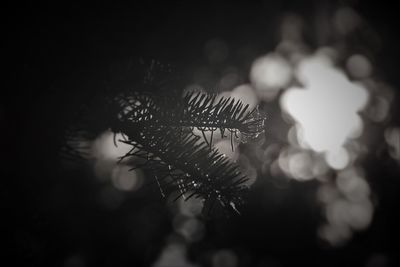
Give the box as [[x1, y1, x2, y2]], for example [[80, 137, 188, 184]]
[[278, 148, 291, 175], [336, 169, 370, 202], [325, 147, 350, 170], [346, 201, 373, 230], [258, 143, 281, 163], [326, 196, 373, 233], [214, 139, 239, 161], [230, 84, 259, 110], [317, 47, 339, 63], [367, 96, 390, 122], [288, 152, 314, 180], [250, 53, 292, 101], [280, 54, 369, 168], [384, 127, 400, 162], [111, 165, 142, 191], [91, 130, 133, 162], [90, 130, 138, 181], [346, 54, 372, 79], [152, 243, 197, 267], [326, 199, 351, 228], [311, 158, 330, 177], [318, 223, 352, 246]]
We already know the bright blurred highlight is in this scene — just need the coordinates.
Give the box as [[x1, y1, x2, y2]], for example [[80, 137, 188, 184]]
[[346, 54, 372, 79], [250, 53, 292, 101], [91, 130, 133, 162], [230, 84, 258, 110], [111, 165, 143, 191], [281, 53, 369, 169]]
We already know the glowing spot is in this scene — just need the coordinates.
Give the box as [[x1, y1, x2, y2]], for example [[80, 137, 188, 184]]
[[250, 53, 292, 101], [346, 54, 372, 79], [326, 196, 373, 234], [91, 130, 133, 162], [230, 84, 259, 110], [325, 147, 350, 170], [317, 47, 339, 63], [367, 96, 390, 122], [384, 127, 400, 162], [318, 223, 351, 246], [326, 199, 351, 228], [111, 165, 143, 191], [214, 139, 239, 161], [280, 54, 369, 168], [288, 152, 314, 181], [346, 201, 373, 230], [278, 148, 291, 175], [152, 243, 196, 267], [336, 168, 370, 202]]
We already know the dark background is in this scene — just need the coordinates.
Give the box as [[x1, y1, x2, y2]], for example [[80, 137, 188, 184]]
[[4, 1, 400, 266]]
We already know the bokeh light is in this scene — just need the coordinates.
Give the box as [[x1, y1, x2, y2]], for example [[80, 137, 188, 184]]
[[384, 127, 400, 162], [111, 165, 143, 191], [281, 53, 369, 167], [250, 53, 293, 101], [91, 130, 133, 162], [346, 54, 373, 79], [230, 84, 258, 111], [152, 243, 198, 267]]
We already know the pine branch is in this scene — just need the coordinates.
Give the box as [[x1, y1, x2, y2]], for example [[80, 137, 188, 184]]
[[116, 124, 249, 215], [63, 88, 266, 216], [113, 91, 265, 149]]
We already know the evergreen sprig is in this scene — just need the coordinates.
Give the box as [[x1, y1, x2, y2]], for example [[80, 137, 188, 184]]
[[117, 124, 248, 215], [112, 91, 265, 150], [64, 89, 266, 215]]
